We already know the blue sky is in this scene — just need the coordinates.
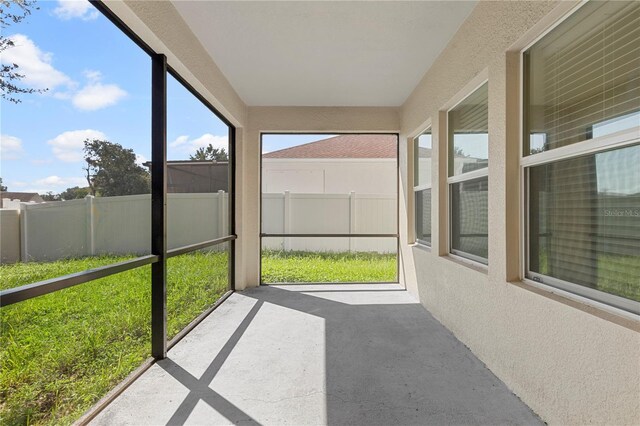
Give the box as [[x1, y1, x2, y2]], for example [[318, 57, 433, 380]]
[[262, 134, 337, 154], [0, 0, 229, 195]]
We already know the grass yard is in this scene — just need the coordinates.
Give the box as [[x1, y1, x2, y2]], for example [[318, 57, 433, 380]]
[[0, 250, 229, 426], [261, 250, 397, 283], [534, 250, 639, 301]]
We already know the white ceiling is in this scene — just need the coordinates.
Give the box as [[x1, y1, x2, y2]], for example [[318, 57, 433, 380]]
[[171, 1, 477, 107]]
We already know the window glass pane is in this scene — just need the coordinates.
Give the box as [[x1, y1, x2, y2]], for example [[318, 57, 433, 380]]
[[592, 111, 640, 139], [524, 1, 640, 155], [261, 134, 397, 235], [0, 1, 151, 276], [414, 128, 432, 187], [448, 83, 488, 176], [0, 266, 151, 425], [450, 177, 488, 263], [528, 144, 640, 302], [166, 74, 232, 250], [261, 237, 397, 283], [415, 188, 431, 245]]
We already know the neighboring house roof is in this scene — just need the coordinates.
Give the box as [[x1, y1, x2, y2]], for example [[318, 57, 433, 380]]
[[263, 134, 397, 159], [0, 192, 45, 203]]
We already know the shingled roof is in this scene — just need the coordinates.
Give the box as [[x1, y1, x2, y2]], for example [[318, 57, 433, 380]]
[[0, 192, 45, 203], [263, 134, 397, 159]]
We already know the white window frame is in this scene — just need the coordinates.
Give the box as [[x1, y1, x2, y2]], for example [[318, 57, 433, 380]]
[[413, 125, 432, 247], [446, 80, 489, 266], [519, 0, 640, 315]]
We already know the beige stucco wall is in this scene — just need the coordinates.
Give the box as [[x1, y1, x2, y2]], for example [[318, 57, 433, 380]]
[[401, 1, 640, 424]]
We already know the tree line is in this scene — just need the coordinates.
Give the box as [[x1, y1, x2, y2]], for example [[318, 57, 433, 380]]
[[1, 140, 229, 201]]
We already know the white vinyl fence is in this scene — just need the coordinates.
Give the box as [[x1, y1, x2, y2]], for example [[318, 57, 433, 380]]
[[262, 191, 397, 253], [0, 191, 396, 264], [1, 192, 229, 264]]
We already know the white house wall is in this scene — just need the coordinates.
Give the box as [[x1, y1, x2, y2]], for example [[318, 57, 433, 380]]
[[262, 159, 397, 194]]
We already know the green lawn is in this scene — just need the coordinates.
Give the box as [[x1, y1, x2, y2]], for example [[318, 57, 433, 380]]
[[0, 251, 229, 426], [261, 250, 397, 283]]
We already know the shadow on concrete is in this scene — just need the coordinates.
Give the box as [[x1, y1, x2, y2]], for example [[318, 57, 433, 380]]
[[242, 286, 541, 425], [154, 285, 540, 425], [159, 300, 264, 426]]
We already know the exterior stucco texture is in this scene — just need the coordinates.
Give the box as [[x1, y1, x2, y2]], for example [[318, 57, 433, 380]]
[[401, 1, 640, 425]]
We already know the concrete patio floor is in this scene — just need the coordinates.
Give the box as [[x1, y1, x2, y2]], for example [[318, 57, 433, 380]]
[[91, 284, 542, 425]]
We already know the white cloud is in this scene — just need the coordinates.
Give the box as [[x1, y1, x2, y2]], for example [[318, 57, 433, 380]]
[[34, 176, 86, 187], [72, 82, 127, 111], [83, 69, 102, 83], [1, 35, 126, 110], [1, 34, 73, 91], [47, 129, 107, 162], [22, 176, 87, 194], [53, 0, 99, 21], [169, 134, 228, 155], [135, 154, 148, 167], [0, 134, 25, 160], [170, 135, 190, 148]]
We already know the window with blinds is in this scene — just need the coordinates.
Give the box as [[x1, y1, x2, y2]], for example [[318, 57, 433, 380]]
[[414, 128, 432, 245], [524, 1, 640, 155], [451, 177, 488, 263], [448, 82, 489, 176], [524, 0, 640, 313], [528, 144, 640, 303], [448, 82, 489, 264]]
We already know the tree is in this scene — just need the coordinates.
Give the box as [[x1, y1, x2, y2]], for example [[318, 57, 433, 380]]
[[190, 144, 228, 161], [0, 177, 7, 191], [84, 139, 150, 196], [1, 0, 47, 103], [41, 191, 60, 201], [59, 186, 90, 200], [453, 146, 469, 158]]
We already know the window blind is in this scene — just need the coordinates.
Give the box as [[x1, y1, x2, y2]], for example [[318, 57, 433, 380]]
[[528, 144, 640, 302], [525, 1, 640, 154]]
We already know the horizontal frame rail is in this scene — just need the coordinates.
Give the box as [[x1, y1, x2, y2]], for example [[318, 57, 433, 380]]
[[166, 235, 237, 258], [261, 233, 398, 238], [0, 255, 159, 307]]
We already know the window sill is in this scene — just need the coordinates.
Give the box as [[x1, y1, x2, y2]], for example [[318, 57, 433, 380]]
[[411, 242, 431, 253], [444, 253, 488, 275], [511, 278, 640, 332]]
